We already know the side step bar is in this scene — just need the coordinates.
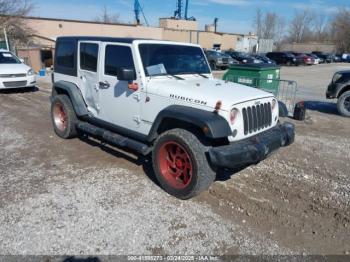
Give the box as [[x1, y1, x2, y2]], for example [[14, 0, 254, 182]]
[[76, 121, 151, 155]]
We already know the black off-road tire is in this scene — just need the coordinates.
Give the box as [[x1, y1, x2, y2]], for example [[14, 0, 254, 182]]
[[337, 91, 350, 117], [152, 129, 216, 200], [51, 95, 78, 139]]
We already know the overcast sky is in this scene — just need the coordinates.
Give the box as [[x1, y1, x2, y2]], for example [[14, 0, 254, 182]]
[[31, 0, 350, 34]]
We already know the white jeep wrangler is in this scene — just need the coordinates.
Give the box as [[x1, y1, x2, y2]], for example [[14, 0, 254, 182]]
[[51, 37, 295, 199]]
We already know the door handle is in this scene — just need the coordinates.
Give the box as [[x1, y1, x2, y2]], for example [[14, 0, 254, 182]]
[[99, 81, 110, 89]]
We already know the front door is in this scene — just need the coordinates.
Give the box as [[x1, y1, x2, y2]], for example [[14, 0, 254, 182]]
[[97, 43, 142, 132], [78, 41, 100, 116]]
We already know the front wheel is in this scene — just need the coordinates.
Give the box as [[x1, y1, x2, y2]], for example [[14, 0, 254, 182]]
[[337, 91, 350, 117], [152, 129, 216, 199]]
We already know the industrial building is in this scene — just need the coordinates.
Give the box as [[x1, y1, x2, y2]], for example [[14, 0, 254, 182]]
[[11, 0, 258, 72]]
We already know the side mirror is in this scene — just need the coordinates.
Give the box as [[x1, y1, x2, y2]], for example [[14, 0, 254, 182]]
[[19, 58, 25, 63], [117, 68, 136, 81]]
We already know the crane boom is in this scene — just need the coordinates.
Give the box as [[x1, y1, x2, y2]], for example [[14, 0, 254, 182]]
[[184, 0, 189, 20], [173, 0, 194, 20], [134, 0, 149, 26]]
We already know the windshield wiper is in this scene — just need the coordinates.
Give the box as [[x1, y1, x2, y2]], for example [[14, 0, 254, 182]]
[[177, 72, 209, 78], [150, 73, 184, 80]]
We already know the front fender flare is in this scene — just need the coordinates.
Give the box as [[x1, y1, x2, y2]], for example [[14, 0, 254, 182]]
[[147, 105, 232, 142]]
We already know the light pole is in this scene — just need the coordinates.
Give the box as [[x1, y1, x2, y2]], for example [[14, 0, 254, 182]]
[[3, 28, 10, 51]]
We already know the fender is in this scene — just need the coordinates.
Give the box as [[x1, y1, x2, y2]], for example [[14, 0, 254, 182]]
[[52, 81, 89, 117], [278, 101, 289, 118], [337, 84, 350, 98], [147, 105, 232, 141]]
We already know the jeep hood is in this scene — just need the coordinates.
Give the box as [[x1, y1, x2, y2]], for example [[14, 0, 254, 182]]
[[147, 77, 274, 111]]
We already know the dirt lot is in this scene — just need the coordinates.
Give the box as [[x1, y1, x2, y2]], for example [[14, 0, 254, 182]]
[[0, 63, 349, 255]]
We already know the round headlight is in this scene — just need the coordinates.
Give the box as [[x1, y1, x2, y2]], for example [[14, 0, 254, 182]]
[[230, 108, 239, 125], [271, 99, 277, 111]]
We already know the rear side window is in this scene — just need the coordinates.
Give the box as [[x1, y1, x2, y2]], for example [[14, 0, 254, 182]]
[[56, 41, 75, 68], [105, 45, 135, 76], [80, 43, 99, 72]]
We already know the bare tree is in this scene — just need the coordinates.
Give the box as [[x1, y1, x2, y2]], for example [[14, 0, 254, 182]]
[[331, 8, 350, 52], [253, 8, 285, 43], [262, 12, 278, 39], [0, 0, 34, 48], [253, 8, 263, 38], [94, 6, 121, 24], [288, 9, 314, 43]]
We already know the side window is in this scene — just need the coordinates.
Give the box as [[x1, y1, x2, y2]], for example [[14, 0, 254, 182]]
[[105, 45, 135, 77], [56, 41, 75, 68], [80, 43, 98, 72]]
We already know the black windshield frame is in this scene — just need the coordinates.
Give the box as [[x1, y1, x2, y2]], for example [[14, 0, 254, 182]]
[[138, 44, 211, 76]]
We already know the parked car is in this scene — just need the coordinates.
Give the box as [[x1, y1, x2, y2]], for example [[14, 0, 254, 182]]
[[326, 70, 350, 117], [306, 53, 320, 64], [205, 50, 238, 70], [312, 51, 333, 63], [225, 51, 262, 64], [252, 54, 276, 65], [293, 53, 315, 65], [333, 54, 342, 63], [50, 36, 295, 199], [266, 52, 299, 66], [0, 50, 36, 90], [342, 53, 350, 62]]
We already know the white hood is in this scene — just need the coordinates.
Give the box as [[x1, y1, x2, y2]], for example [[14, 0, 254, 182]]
[[146, 76, 274, 111], [0, 63, 30, 74]]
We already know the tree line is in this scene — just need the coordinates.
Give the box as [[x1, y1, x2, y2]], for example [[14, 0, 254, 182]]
[[1, 0, 350, 53], [253, 8, 350, 53]]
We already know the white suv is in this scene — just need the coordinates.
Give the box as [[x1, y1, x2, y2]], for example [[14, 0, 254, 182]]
[[0, 50, 36, 89], [50, 37, 295, 199]]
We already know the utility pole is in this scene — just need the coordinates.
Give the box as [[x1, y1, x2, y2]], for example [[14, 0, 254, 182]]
[[3, 28, 9, 51], [214, 18, 218, 33]]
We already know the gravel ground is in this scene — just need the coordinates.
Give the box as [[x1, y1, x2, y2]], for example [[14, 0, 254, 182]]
[[0, 64, 349, 256]]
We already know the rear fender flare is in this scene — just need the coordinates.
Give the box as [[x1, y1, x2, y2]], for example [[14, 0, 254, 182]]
[[52, 81, 88, 117]]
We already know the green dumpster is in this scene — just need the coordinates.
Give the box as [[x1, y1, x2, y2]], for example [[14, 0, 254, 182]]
[[223, 64, 281, 96]]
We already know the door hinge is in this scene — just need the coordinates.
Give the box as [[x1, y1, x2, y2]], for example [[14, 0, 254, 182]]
[[133, 93, 141, 101], [133, 115, 141, 124]]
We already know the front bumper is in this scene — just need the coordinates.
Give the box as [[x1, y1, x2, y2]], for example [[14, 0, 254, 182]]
[[208, 122, 295, 169], [216, 62, 230, 67], [0, 75, 36, 89]]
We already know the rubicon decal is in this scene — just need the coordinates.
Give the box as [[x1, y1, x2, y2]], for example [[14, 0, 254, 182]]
[[170, 94, 207, 106]]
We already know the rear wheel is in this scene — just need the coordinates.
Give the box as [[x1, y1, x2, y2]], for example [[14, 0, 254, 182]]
[[337, 91, 350, 117], [51, 95, 78, 138], [152, 129, 216, 199]]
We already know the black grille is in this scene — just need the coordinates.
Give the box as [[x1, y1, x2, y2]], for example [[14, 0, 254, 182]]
[[242, 102, 272, 135], [3, 81, 27, 88], [222, 58, 229, 64]]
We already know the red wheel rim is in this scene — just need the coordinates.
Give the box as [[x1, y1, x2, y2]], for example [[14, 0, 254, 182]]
[[158, 141, 193, 189], [53, 102, 67, 131]]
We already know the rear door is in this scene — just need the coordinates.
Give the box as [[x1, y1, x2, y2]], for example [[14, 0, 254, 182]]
[[78, 41, 100, 116]]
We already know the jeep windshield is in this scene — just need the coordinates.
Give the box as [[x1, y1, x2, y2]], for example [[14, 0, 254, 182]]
[[0, 52, 21, 64], [139, 44, 211, 77]]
